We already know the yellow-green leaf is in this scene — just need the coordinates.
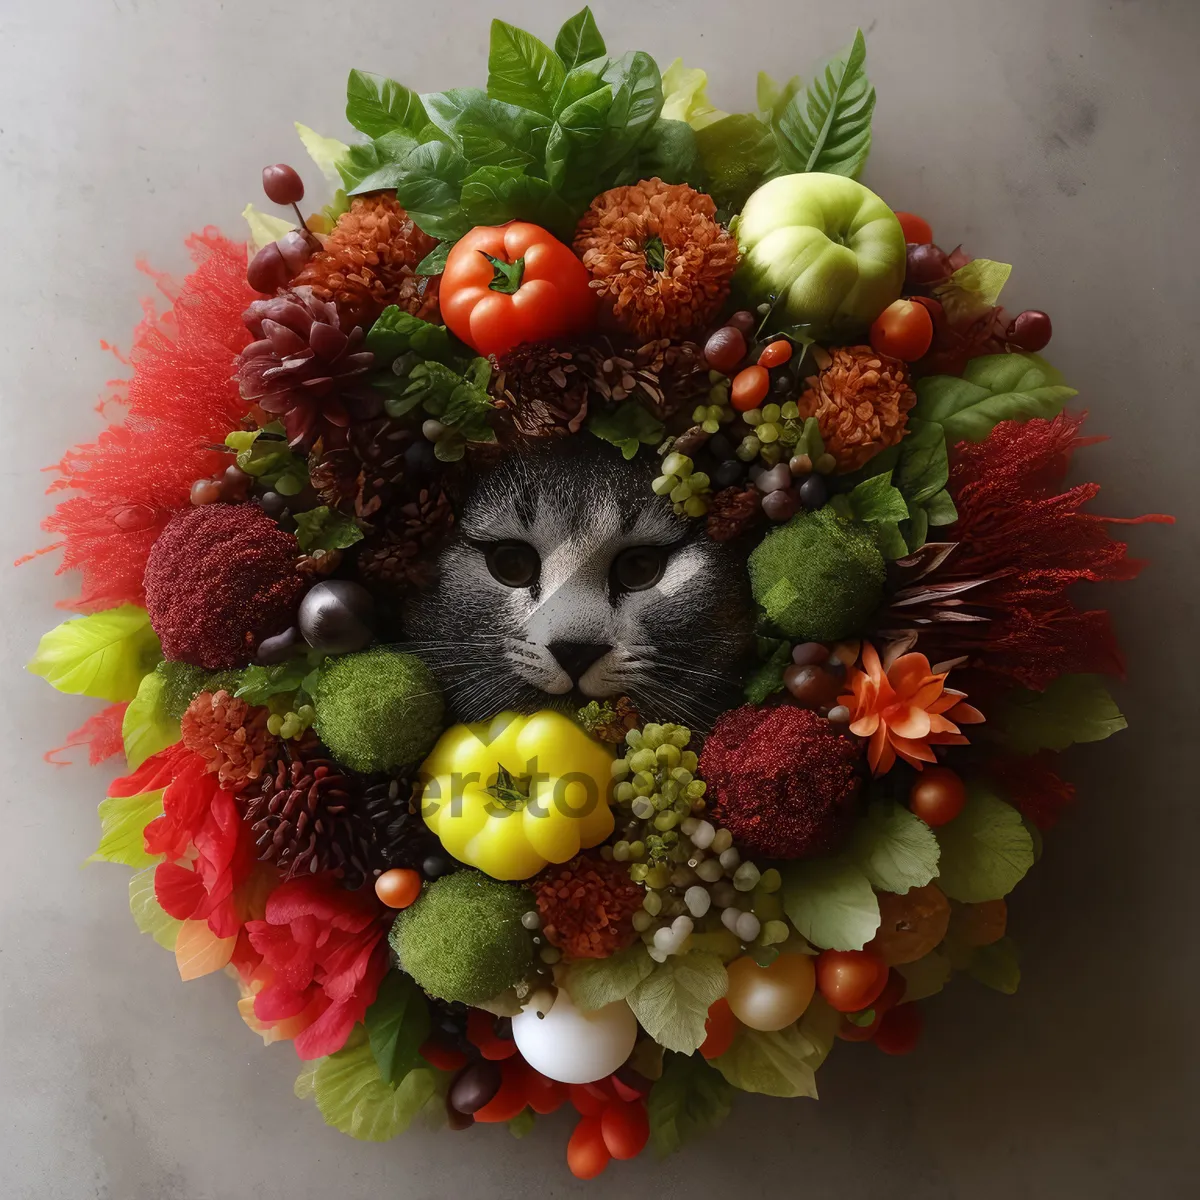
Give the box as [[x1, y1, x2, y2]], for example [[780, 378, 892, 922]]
[[122, 670, 180, 770], [626, 953, 728, 1054], [28, 605, 161, 702], [88, 791, 164, 868], [242, 203, 294, 255], [711, 997, 839, 1098], [661, 59, 728, 130], [295, 122, 349, 189], [129, 867, 181, 950]]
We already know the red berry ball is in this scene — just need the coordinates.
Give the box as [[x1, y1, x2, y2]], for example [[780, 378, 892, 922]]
[[262, 163, 304, 206]]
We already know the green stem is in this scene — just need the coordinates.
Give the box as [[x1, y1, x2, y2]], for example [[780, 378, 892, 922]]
[[482, 252, 526, 294]]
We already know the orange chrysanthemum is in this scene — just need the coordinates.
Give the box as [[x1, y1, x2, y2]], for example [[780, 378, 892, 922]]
[[798, 346, 916, 472], [573, 178, 738, 339], [839, 641, 985, 775]]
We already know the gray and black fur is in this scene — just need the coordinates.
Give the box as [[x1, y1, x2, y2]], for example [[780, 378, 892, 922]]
[[402, 439, 756, 731]]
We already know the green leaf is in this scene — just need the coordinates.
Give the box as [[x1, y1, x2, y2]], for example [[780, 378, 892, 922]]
[[935, 785, 1035, 903], [757, 71, 804, 124], [626, 953, 728, 1054], [29, 605, 161, 703], [122, 670, 180, 770], [385, 140, 472, 240], [306, 1030, 437, 1141], [565, 944, 656, 1011], [847, 801, 941, 894], [711, 997, 840, 1098], [346, 69, 428, 138], [415, 241, 453, 276], [896, 948, 952, 1001], [423, 89, 551, 169], [460, 165, 574, 237], [295, 123, 349, 189], [129, 867, 181, 950], [744, 639, 791, 704], [365, 972, 431, 1086], [625, 119, 705, 190], [241, 203, 294, 255], [694, 112, 778, 211], [587, 401, 664, 460], [339, 130, 423, 193], [894, 419, 948, 505], [773, 30, 874, 178], [934, 259, 1013, 325], [89, 791, 163, 868], [365, 306, 454, 365], [508, 1108, 537, 1138], [647, 1052, 734, 1156], [554, 7, 606, 71], [224, 428, 308, 494], [847, 472, 910, 524], [488, 19, 565, 118], [966, 936, 1021, 994], [993, 674, 1127, 755], [293, 506, 364, 554], [872, 518, 911, 561], [781, 858, 880, 951], [924, 488, 959, 526], [660, 60, 728, 131], [235, 659, 312, 705], [912, 353, 1077, 444]]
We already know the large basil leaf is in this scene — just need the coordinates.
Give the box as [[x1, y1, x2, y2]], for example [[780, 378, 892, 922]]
[[601, 51, 663, 166], [389, 141, 471, 240], [488, 19, 566, 118], [912, 353, 1077, 444], [893, 418, 948, 505], [346, 70, 428, 139], [616, 118, 705, 189], [423, 88, 552, 170], [342, 129, 422, 193], [460, 166, 575, 237], [554, 7, 606, 71], [773, 29, 874, 178]]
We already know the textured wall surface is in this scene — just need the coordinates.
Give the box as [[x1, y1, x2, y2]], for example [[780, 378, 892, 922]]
[[1, 1, 1196, 1197]]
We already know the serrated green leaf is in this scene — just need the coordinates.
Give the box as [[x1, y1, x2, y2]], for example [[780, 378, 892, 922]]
[[847, 472, 910, 524], [365, 971, 431, 1086], [488, 19, 565, 118], [935, 785, 1034, 903], [966, 936, 1021, 994], [293, 506, 364, 554], [554, 7, 606, 71], [781, 859, 880, 951], [912, 353, 1076, 444], [308, 1030, 436, 1141], [122, 670, 180, 771], [647, 1052, 734, 1156], [565, 943, 656, 1011], [934, 259, 1012, 325], [711, 997, 839, 1098], [129, 867, 181, 950], [89, 791, 163, 868], [896, 948, 952, 1001], [773, 30, 874, 178], [346, 69, 428, 138], [295, 123, 349, 190], [848, 801, 941, 894], [993, 674, 1127, 755], [626, 953, 728, 1054], [587, 401, 664, 460], [29, 605, 161, 703]]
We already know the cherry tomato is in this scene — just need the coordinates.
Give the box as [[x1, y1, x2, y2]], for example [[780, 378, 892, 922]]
[[374, 868, 422, 908], [523, 1067, 567, 1116], [837, 968, 905, 1041], [895, 212, 934, 245], [731, 365, 770, 411], [700, 996, 738, 1060], [419, 1039, 467, 1072], [874, 1002, 923, 1055], [909, 766, 967, 827], [757, 339, 794, 368], [870, 299, 934, 362], [815, 949, 889, 1013], [440, 222, 596, 358], [569, 1079, 616, 1116], [466, 1008, 518, 1060], [837, 1010, 882, 1042], [601, 1099, 650, 1160], [473, 1057, 530, 1123], [567, 1114, 611, 1179], [611, 1071, 651, 1102]]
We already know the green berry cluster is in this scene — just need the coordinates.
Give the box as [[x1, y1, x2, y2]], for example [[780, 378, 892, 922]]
[[691, 372, 736, 435], [267, 703, 315, 740], [652, 452, 711, 518]]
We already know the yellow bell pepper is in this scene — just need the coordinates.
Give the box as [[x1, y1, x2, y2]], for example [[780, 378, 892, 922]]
[[419, 710, 614, 881]]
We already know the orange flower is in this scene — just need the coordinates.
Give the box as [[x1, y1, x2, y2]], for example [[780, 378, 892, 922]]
[[839, 641, 985, 775]]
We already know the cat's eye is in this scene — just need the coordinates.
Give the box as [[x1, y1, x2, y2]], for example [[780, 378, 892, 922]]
[[612, 545, 667, 592], [485, 541, 540, 588]]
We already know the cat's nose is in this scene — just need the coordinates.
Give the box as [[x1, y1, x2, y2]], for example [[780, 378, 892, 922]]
[[547, 640, 612, 683]]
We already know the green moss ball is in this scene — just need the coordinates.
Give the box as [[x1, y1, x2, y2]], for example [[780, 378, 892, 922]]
[[748, 506, 886, 642], [155, 660, 243, 721], [390, 872, 533, 1006], [313, 649, 444, 772]]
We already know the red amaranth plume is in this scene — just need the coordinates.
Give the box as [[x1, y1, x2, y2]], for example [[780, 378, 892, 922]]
[[44, 702, 128, 766], [30, 231, 256, 611], [987, 751, 1077, 831]]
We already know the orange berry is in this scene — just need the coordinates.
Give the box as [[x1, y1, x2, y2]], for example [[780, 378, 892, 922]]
[[757, 339, 793, 368], [374, 868, 422, 908], [870, 299, 934, 362], [731, 365, 770, 411], [895, 211, 933, 245], [908, 767, 966, 827]]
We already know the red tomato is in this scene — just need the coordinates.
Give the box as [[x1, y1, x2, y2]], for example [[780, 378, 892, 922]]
[[699, 997, 738, 1060], [837, 968, 906, 1040], [895, 212, 934, 245], [567, 1115, 611, 1179], [523, 1067, 566, 1115], [909, 766, 967, 827], [757, 339, 794, 368], [870, 299, 934, 362], [569, 1079, 615, 1116], [440, 222, 596, 358], [418, 1039, 467, 1072], [466, 1008, 518, 1060], [601, 1100, 650, 1160], [874, 1002, 923, 1055], [815, 950, 889, 1013], [611, 1072, 650, 1102]]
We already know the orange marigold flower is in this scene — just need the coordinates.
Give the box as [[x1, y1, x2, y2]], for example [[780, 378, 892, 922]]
[[798, 346, 916, 472], [839, 641, 985, 775], [533, 854, 643, 959], [573, 178, 738, 339]]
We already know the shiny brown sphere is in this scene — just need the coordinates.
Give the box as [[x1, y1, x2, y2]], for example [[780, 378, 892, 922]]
[[908, 766, 967, 827]]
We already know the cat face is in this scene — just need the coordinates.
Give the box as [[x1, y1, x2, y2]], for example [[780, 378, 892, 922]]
[[402, 439, 756, 731]]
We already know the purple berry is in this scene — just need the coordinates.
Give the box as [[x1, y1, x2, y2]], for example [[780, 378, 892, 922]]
[[262, 163, 305, 206]]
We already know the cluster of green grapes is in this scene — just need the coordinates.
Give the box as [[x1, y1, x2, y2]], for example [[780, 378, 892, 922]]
[[691, 371, 737, 435], [651, 452, 711, 517], [266, 703, 315, 740]]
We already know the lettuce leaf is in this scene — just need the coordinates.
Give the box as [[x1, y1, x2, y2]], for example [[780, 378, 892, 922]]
[[711, 997, 839, 1097], [647, 1052, 734, 1156], [29, 605, 161, 703], [122, 670, 180, 770], [564, 944, 655, 1011], [129, 867, 181, 950], [781, 858, 880, 951], [993, 674, 1127, 755], [847, 801, 941, 894], [626, 953, 728, 1054], [89, 791, 163, 869], [935, 786, 1035, 903]]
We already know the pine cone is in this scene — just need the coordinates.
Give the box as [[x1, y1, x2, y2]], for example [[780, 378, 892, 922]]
[[576, 336, 708, 421], [243, 750, 374, 889], [308, 444, 362, 514], [349, 416, 419, 512], [180, 690, 278, 792], [238, 287, 379, 449], [362, 773, 441, 875], [592, 697, 641, 744], [291, 192, 440, 329], [490, 341, 590, 442], [706, 486, 763, 542], [356, 486, 455, 595]]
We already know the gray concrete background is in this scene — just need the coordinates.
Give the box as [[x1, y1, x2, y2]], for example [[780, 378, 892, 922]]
[[1, 1, 1196, 1197]]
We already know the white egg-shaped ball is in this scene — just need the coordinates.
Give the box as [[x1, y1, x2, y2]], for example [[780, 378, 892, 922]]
[[511, 991, 637, 1084]]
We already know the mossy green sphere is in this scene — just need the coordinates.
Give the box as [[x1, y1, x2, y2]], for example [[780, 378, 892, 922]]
[[313, 649, 444, 772], [748, 506, 886, 642], [389, 871, 533, 1006]]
